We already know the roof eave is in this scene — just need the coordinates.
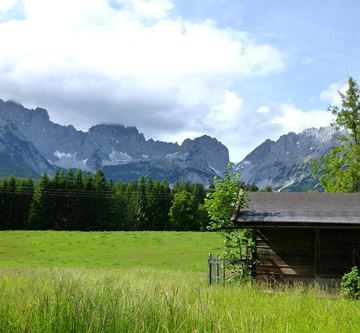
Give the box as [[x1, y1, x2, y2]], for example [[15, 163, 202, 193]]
[[233, 221, 360, 229]]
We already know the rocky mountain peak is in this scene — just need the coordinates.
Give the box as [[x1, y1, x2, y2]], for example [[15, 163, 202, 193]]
[[181, 135, 227, 151], [236, 126, 337, 191], [301, 126, 335, 142], [180, 135, 229, 176], [33, 107, 50, 121], [89, 123, 140, 136]]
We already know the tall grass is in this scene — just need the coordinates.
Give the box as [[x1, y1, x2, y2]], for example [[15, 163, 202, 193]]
[[1, 268, 360, 333]]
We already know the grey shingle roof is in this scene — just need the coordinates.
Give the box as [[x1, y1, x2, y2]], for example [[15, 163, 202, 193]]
[[232, 192, 360, 226]]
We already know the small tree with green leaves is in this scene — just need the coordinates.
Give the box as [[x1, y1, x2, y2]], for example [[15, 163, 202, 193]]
[[311, 76, 360, 192], [169, 190, 199, 231], [204, 171, 255, 282]]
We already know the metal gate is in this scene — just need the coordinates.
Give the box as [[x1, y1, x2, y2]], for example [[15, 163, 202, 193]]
[[208, 254, 226, 285]]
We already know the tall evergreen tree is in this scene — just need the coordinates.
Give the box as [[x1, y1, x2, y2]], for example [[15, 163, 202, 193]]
[[82, 174, 97, 230], [28, 174, 51, 229], [123, 182, 138, 230], [51, 170, 67, 229], [112, 189, 127, 230], [134, 177, 149, 230], [146, 180, 172, 230], [72, 169, 86, 230], [0, 177, 17, 229], [92, 170, 114, 230], [15, 178, 34, 229]]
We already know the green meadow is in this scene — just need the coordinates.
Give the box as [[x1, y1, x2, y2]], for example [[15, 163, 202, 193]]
[[0, 231, 221, 272], [1, 231, 360, 333]]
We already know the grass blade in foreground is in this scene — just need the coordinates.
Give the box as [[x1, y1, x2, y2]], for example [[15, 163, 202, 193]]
[[1, 268, 360, 333]]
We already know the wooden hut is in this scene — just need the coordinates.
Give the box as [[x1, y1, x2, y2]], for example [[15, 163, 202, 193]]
[[231, 192, 360, 282]]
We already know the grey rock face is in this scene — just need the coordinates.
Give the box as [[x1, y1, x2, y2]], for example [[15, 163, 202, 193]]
[[0, 100, 84, 164], [180, 136, 229, 176], [0, 99, 229, 184], [0, 121, 54, 177], [235, 126, 337, 191]]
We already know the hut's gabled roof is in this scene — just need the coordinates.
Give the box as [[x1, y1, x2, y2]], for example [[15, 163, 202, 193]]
[[232, 192, 360, 228]]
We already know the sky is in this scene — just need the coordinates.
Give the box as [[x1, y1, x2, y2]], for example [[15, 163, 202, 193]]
[[0, 0, 359, 161]]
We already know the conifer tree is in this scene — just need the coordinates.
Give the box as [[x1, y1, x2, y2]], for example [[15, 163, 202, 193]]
[[93, 170, 114, 230], [28, 174, 51, 229], [15, 178, 34, 229], [0, 177, 17, 229], [73, 169, 85, 230]]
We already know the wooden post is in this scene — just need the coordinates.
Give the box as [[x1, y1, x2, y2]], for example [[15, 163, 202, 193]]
[[238, 233, 242, 260], [222, 259, 226, 285], [216, 256, 220, 283], [314, 229, 320, 280], [208, 253, 212, 285], [252, 228, 257, 279]]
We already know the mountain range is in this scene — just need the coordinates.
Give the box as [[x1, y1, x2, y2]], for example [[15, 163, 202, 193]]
[[0, 99, 229, 185], [0, 99, 338, 190]]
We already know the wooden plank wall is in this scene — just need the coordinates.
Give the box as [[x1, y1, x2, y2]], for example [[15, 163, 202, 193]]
[[319, 229, 360, 278], [256, 228, 360, 282], [256, 228, 314, 281]]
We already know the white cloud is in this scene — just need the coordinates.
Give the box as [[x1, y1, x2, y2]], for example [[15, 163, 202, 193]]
[[0, 0, 285, 162], [208, 91, 242, 126], [256, 105, 269, 114], [119, 0, 174, 19], [271, 103, 333, 134], [0, 0, 17, 12], [320, 82, 347, 105]]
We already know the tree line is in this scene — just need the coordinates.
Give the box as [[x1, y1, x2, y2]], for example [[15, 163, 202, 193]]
[[0, 170, 261, 231]]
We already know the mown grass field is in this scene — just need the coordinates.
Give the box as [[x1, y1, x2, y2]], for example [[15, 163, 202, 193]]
[[0, 231, 222, 272], [1, 231, 360, 333]]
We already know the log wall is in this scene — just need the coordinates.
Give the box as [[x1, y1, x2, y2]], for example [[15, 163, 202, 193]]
[[256, 228, 360, 282]]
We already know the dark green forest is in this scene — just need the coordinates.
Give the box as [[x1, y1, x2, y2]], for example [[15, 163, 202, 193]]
[[0, 170, 259, 231]]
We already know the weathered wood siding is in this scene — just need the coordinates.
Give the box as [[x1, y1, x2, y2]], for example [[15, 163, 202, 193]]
[[256, 228, 360, 282], [318, 229, 360, 278], [256, 229, 314, 281]]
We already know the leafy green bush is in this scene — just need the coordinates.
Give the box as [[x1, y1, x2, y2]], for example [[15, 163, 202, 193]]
[[341, 266, 360, 300]]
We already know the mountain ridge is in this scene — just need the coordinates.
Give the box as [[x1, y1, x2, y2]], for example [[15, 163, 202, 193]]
[[0, 99, 229, 184], [235, 126, 337, 191], [0, 99, 338, 189]]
